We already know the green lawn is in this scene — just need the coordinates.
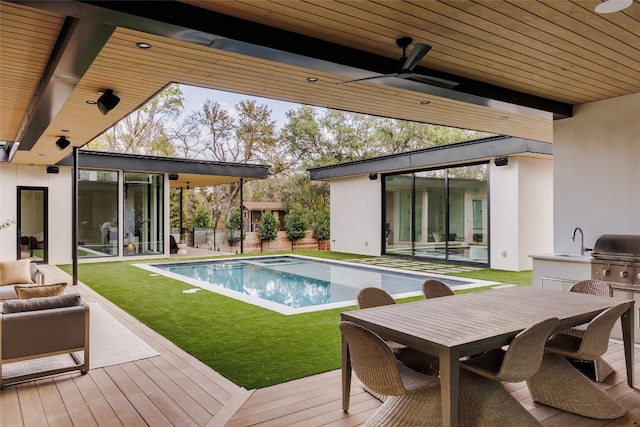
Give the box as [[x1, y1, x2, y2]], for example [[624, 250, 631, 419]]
[[61, 251, 531, 389]]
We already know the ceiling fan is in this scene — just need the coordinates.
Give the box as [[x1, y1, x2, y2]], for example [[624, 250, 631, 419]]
[[338, 37, 458, 89]]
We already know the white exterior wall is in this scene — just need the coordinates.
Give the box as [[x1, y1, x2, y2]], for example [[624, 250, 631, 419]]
[[489, 159, 520, 270], [0, 164, 173, 265], [0, 164, 73, 264], [330, 176, 381, 256], [489, 156, 553, 271], [553, 93, 640, 252]]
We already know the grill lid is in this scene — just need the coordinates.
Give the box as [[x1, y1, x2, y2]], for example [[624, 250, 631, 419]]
[[592, 234, 640, 259]]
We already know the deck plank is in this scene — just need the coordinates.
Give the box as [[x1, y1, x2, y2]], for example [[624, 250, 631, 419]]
[[2, 266, 640, 427]]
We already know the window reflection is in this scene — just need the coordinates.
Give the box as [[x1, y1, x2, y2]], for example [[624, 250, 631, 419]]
[[384, 164, 488, 265], [78, 170, 119, 257]]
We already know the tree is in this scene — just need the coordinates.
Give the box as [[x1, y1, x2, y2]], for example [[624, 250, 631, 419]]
[[226, 206, 243, 246], [257, 209, 278, 252], [87, 84, 184, 155], [285, 206, 308, 250], [192, 204, 212, 229], [310, 208, 330, 249]]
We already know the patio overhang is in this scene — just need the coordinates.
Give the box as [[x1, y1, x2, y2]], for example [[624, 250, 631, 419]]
[[308, 136, 552, 181], [57, 150, 270, 188]]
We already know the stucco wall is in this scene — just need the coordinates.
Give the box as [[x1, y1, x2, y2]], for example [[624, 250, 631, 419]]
[[490, 156, 553, 271], [553, 93, 640, 253], [0, 164, 72, 264], [330, 176, 381, 256]]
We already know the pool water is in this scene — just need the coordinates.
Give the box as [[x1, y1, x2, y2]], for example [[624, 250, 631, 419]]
[[143, 256, 481, 314]]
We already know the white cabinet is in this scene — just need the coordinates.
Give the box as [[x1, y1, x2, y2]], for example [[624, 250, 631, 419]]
[[531, 253, 591, 289]]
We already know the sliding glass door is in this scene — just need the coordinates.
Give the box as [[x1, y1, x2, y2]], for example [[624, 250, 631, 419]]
[[384, 163, 488, 265]]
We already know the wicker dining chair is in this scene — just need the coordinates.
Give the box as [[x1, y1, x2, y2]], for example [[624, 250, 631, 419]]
[[356, 287, 438, 376], [526, 303, 629, 419], [421, 279, 454, 299], [339, 321, 542, 427], [544, 301, 628, 382], [460, 317, 559, 383], [563, 279, 613, 381]]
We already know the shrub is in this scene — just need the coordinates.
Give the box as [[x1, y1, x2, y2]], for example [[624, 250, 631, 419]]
[[285, 207, 308, 250]]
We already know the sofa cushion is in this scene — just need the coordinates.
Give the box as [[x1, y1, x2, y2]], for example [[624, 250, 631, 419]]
[[0, 258, 34, 286], [2, 293, 82, 314], [14, 282, 67, 299]]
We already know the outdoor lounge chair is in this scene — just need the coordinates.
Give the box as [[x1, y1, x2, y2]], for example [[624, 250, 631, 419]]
[[357, 287, 438, 376], [526, 303, 629, 419], [339, 321, 542, 426], [1, 293, 90, 388], [421, 279, 454, 299]]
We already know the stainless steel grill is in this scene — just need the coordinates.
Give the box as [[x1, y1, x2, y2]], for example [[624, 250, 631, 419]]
[[591, 234, 640, 290]]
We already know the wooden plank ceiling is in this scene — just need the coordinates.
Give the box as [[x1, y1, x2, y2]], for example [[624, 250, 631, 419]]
[[1, 0, 639, 167]]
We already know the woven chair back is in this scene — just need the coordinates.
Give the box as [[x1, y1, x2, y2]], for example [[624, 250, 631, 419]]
[[568, 279, 613, 297], [577, 303, 629, 360], [357, 287, 396, 309], [421, 279, 454, 299], [497, 317, 560, 382], [339, 321, 409, 396]]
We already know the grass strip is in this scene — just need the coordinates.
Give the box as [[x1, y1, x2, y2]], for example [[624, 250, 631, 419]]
[[61, 251, 530, 389]]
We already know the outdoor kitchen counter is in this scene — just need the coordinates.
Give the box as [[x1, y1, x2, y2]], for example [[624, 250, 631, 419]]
[[531, 253, 592, 289]]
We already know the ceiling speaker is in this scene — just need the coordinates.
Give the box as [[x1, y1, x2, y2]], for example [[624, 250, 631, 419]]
[[97, 89, 120, 115], [55, 136, 70, 150]]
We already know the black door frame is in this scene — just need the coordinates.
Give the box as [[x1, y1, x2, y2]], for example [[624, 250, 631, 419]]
[[16, 186, 49, 264]]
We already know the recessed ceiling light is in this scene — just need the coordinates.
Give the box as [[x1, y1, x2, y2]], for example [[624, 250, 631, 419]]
[[501, 116, 510, 120], [595, 0, 633, 13], [307, 77, 318, 82], [136, 42, 151, 49], [420, 100, 431, 105], [86, 100, 96, 105], [61, 129, 69, 132]]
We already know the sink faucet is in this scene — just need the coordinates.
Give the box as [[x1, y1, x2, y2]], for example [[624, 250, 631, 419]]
[[572, 227, 585, 256]]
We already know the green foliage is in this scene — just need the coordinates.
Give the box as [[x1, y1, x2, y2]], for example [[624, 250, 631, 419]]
[[226, 206, 243, 245], [192, 204, 212, 228], [311, 208, 330, 241], [285, 206, 308, 244], [257, 209, 278, 242]]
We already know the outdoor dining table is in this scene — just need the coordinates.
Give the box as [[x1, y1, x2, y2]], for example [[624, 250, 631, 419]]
[[340, 286, 635, 427]]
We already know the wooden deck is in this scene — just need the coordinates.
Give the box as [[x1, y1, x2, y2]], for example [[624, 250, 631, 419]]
[[2, 265, 640, 426]]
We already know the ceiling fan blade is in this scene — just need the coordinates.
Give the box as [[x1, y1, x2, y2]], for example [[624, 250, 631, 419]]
[[338, 73, 395, 85], [400, 43, 431, 73], [405, 73, 459, 89]]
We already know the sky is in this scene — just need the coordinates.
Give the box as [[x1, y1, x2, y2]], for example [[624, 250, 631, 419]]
[[179, 84, 310, 129]]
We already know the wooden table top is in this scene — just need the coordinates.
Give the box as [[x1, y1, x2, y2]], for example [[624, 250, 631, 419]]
[[341, 286, 632, 353]]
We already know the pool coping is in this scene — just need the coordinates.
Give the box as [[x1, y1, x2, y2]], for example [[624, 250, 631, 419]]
[[135, 254, 498, 315]]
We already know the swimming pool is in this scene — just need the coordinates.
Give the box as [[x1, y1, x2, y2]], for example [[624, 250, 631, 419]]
[[140, 255, 491, 314]]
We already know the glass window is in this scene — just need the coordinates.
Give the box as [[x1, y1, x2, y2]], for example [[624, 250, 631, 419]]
[[123, 172, 164, 256], [78, 170, 119, 258], [383, 163, 488, 265]]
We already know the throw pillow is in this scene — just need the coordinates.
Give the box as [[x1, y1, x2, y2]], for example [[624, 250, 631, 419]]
[[15, 282, 67, 299], [2, 293, 82, 314], [0, 258, 34, 286]]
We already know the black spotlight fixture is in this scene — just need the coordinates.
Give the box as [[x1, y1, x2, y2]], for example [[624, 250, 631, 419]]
[[97, 89, 120, 115], [55, 136, 70, 150], [369, 172, 378, 180], [168, 173, 179, 181], [46, 165, 59, 174], [494, 157, 509, 167]]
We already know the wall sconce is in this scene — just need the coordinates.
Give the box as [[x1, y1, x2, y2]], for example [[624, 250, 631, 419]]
[[46, 165, 59, 174], [97, 89, 120, 115], [55, 136, 70, 150], [494, 157, 508, 167], [168, 173, 179, 180], [368, 172, 378, 180]]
